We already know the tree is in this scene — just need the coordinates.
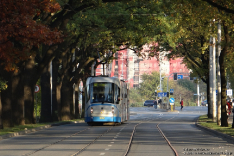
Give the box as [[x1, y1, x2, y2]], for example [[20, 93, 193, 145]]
[[159, 0, 234, 126], [137, 71, 167, 100], [169, 80, 195, 105], [0, 0, 63, 127], [0, 0, 62, 71]]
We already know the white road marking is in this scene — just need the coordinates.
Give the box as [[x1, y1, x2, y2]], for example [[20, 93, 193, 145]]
[[108, 145, 112, 146], [100, 153, 105, 155], [105, 148, 109, 151]]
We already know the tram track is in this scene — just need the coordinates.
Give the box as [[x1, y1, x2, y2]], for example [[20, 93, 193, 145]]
[[70, 126, 113, 156], [157, 116, 179, 156], [21, 123, 120, 156], [21, 114, 179, 156], [124, 114, 179, 156], [21, 127, 92, 156]]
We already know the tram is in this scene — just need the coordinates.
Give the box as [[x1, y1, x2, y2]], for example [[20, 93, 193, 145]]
[[84, 76, 129, 124]]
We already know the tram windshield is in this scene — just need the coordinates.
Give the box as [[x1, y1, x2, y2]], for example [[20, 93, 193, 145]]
[[90, 82, 120, 104]]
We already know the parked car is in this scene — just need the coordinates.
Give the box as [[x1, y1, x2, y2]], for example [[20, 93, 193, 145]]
[[201, 100, 207, 106], [144, 100, 155, 107]]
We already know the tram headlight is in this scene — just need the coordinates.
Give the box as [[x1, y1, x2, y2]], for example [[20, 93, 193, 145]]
[[91, 107, 93, 114], [112, 107, 114, 114]]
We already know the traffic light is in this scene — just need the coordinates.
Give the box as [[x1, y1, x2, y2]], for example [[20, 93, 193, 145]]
[[155, 92, 158, 96], [170, 92, 173, 95], [173, 73, 178, 80], [167, 92, 169, 97]]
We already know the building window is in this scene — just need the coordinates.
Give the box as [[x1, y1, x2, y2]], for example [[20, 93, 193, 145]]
[[133, 84, 139, 88], [134, 76, 139, 81]]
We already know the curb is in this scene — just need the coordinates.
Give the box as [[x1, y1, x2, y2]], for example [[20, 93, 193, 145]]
[[195, 122, 234, 143], [0, 120, 85, 141]]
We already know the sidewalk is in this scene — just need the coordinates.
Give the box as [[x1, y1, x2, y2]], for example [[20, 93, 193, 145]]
[[0, 120, 85, 140], [196, 114, 234, 143]]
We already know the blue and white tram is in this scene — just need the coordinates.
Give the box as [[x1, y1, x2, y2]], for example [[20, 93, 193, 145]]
[[85, 76, 129, 124]]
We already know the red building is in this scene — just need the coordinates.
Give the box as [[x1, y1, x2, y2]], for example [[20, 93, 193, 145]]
[[96, 45, 190, 88]]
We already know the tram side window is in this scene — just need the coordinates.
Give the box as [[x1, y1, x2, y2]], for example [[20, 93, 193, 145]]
[[86, 85, 90, 103], [114, 84, 120, 104]]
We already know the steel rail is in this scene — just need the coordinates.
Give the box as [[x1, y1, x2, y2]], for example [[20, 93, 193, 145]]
[[156, 116, 179, 156], [124, 115, 179, 156], [70, 126, 113, 156], [21, 127, 92, 156]]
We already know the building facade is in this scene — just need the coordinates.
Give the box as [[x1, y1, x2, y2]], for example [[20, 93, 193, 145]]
[[96, 46, 190, 88]]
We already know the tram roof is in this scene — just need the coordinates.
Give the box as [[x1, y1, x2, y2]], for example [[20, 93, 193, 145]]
[[87, 76, 121, 86]]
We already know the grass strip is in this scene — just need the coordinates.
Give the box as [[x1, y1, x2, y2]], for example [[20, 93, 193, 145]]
[[0, 119, 84, 136], [198, 115, 234, 137]]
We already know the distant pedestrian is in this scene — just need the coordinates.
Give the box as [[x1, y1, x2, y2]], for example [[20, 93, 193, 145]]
[[180, 99, 184, 110], [154, 100, 157, 109], [227, 100, 232, 116]]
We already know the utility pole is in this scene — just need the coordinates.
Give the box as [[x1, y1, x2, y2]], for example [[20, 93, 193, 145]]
[[217, 21, 221, 125], [159, 52, 162, 92], [209, 36, 217, 121], [50, 61, 52, 116], [197, 81, 200, 106], [209, 36, 214, 118], [212, 36, 216, 122]]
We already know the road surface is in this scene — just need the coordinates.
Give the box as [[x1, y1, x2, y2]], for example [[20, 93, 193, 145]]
[[0, 106, 233, 156]]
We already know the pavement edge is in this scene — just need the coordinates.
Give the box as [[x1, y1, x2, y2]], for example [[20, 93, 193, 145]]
[[0, 120, 85, 140], [195, 121, 234, 143]]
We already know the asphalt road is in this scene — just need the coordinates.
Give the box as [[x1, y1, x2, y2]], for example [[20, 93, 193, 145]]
[[0, 106, 234, 156]]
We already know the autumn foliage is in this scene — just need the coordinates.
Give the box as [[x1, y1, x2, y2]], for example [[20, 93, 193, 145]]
[[0, 0, 63, 71]]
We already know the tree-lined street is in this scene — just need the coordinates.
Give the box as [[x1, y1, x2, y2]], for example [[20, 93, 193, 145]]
[[0, 107, 233, 156]]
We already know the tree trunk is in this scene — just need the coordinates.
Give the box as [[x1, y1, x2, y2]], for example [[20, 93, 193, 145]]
[[220, 23, 229, 127], [56, 83, 62, 121], [61, 74, 71, 120], [75, 80, 81, 119], [75, 90, 79, 119], [40, 65, 52, 122], [220, 51, 228, 127], [81, 77, 86, 118], [0, 68, 25, 127], [24, 83, 36, 124], [1, 73, 13, 127], [12, 70, 25, 125], [0, 92, 3, 129], [24, 57, 37, 124], [52, 60, 59, 121], [70, 83, 75, 120]]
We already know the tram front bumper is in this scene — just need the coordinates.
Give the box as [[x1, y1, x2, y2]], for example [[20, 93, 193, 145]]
[[85, 116, 121, 122]]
